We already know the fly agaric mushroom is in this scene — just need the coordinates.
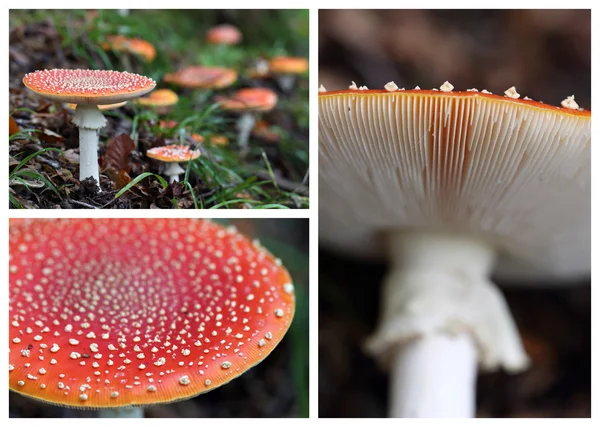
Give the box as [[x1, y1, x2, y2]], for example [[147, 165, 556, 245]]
[[23, 69, 156, 188], [136, 89, 179, 114], [164, 66, 237, 90], [9, 218, 295, 417], [146, 145, 200, 183], [269, 56, 308, 92], [217, 88, 278, 150], [206, 24, 242, 45], [319, 83, 590, 418], [102, 35, 157, 63]]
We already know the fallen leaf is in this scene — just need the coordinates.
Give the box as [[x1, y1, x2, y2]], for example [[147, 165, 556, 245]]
[[9, 117, 19, 136], [103, 133, 136, 174], [38, 128, 65, 144]]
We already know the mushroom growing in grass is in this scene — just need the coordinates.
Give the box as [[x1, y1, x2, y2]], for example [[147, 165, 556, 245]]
[[9, 218, 295, 417], [269, 56, 308, 92], [206, 24, 242, 45], [23, 69, 156, 188], [164, 66, 237, 90], [218, 88, 278, 151], [136, 89, 179, 114], [102, 35, 157, 64], [146, 144, 200, 183], [319, 82, 590, 417]]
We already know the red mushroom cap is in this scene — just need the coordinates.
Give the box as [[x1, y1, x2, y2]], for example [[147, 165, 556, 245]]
[[9, 219, 295, 408], [164, 66, 237, 89], [23, 69, 156, 105], [218, 88, 278, 112], [102, 35, 157, 62], [146, 145, 201, 163], [206, 24, 242, 45]]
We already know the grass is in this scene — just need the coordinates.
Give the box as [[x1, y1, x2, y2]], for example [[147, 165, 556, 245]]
[[9, 9, 309, 209]]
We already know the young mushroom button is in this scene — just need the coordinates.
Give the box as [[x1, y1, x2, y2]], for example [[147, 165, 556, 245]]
[[22, 69, 156, 188], [9, 219, 295, 412], [318, 83, 590, 417], [146, 145, 201, 183]]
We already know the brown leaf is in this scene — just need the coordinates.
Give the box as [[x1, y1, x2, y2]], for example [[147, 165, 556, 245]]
[[115, 170, 132, 190], [38, 128, 65, 144], [9, 117, 19, 136], [103, 134, 136, 174]]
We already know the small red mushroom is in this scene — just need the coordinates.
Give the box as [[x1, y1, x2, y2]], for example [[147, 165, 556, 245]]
[[9, 219, 295, 416], [146, 145, 201, 183]]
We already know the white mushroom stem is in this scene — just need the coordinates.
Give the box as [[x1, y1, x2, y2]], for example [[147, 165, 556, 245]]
[[163, 162, 185, 183], [98, 407, 144, 418], [72, 104, 107, 188], [389, 334, 477, 417], [236, 113, 256, 150], [366, 231, 530, 418], [277, 75, 297, 92]]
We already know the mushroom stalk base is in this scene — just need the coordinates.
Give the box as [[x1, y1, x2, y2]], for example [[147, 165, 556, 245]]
[[72, 105, 107, 188], [389, 334, 477, 417], [98, 407, 144, 418], [366, 231, 530, 418]]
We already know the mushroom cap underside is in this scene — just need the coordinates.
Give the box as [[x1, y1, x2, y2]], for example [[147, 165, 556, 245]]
[[319, 90, 590, 280], [9, 219, 295, 408]]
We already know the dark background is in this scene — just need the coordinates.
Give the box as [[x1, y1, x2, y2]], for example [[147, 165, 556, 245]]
[[10, 218, 309, 418], [319, 9, 591, 418]]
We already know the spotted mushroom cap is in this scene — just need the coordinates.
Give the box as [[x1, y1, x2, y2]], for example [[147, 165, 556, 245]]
[[102, 35, 157, 62], [146, 145, 201, 163], [9, 218, 295, 408], [23, 69, 156, 105], [136, 89, 179, 108], [319, 84, 591, 281], [269, 56, 309, 75], [206, 24, 242, 45], [164, 66, 237, 89], [218, 88, 278, 113]]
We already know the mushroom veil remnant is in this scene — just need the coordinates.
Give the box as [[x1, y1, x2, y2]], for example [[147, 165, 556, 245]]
[[9, 219, 295, 417], [23, 69, 156, 188], [319, 83, 590, 417]]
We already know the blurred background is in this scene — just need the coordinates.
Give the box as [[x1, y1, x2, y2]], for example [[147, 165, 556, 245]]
[[319, 9, 590, 418], [9, 218, 309, 418], [319, 9, 590, 108]]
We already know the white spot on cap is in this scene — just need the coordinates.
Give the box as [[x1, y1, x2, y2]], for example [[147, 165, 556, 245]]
[[318, 84, 327, 92], [205, 379, 211, 386], [440, 81, 454, 92], [221, 361, 232, 369], [179, 375, 190, 385], [504, 86, 520, 99], [259, 339, 266, 347], [384, 81, 398, 92], [275, 308, 284, 318], [110, 391, 119, 398], [349, 81, 358, 90], [283, 283, 294, 294], [79, 393, 88, 401], [561, 95, 579, 110]]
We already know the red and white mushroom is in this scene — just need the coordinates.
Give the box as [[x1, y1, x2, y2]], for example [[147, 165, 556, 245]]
[[218, 88, 278, 151], [319, 82, 590, 417], [22, 69, 156, 188], [146, 145, 201, 183], [9, 219, 295, 416]]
